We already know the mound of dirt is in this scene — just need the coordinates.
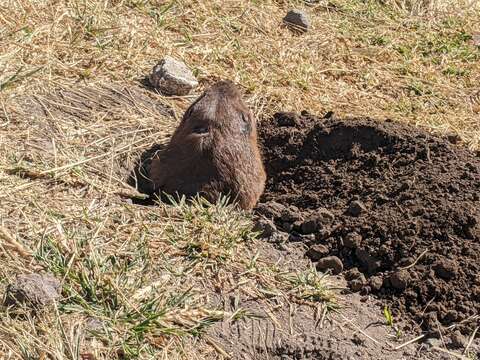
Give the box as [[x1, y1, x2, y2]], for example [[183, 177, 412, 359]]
[[257, 112, 480, 332]]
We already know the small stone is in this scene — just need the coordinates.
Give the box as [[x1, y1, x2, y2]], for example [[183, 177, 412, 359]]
[[302, 234, 316, 242], [389, 270, 410, 290], [344, 232, 362, 249], [347, 200, 367, 217], [349, 273, 367, 292], [369, 276, 384, 291], [253, 218, 277, 238], [434, 259, 457, 280], [306, 244, 329, 261], [5, 273, 61, 309], [283, 9, 310, 33], [316, 256, 343, 275], [448, 183, 460, 193], [149, 56, 198, 96], [449, 330, 466, 349]]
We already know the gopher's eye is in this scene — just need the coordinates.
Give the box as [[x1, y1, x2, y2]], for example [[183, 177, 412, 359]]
[[192, 125, 209, 134]]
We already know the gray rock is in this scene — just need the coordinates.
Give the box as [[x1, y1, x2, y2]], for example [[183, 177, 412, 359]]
[[253, 218, 277, 238], [283, 9, 310, 32], [149, 56, 198, 96], [5, 273, 61, 308], [316, 256, 343, 275]]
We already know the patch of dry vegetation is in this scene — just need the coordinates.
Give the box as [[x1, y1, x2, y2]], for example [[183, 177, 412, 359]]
[[0, 0, 479, 358], [1, 0, 479, 146], [0, 85, 336, 359]]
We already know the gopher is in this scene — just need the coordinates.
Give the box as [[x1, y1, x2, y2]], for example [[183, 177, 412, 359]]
[[149, 80, 266, 210]]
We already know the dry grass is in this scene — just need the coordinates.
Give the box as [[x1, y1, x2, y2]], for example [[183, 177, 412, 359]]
[[0, 0, 479, 358], [1, 0, 479, 146], [0, 84, 336, 359]]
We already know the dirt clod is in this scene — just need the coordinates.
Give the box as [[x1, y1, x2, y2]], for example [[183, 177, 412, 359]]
[[349, 273, 367, 292], [300, 217, 319, 234], [355, 248, 380, 273], [347, 200, 367, 217], [5, 273, 61, 309], [258, 113, 480, 331], [369, 276, 384, 291], [316, 208, 335, 224], [449, 330, 466, 349], [281, 205, 303, 223], [389, 270, 410, 290], [344, 232, 362, 249], [434, 259, 457, 280], [306, 244, 329, 261], [317, 256, 343, 275], [253, 218, 277, 238]]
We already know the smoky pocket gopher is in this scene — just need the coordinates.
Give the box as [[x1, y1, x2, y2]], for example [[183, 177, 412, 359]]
[[149, 80, 266, 210]]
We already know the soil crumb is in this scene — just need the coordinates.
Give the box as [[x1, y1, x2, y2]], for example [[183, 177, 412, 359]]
[[257, 112, 480, 332]]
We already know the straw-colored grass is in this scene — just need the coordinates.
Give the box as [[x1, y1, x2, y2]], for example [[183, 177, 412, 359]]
[[1, 0, 479, 146], [0, 83, 336, 358], [0, 0, 479, 358]]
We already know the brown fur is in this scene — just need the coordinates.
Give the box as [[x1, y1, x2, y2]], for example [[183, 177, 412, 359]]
[[149, 80, 266, 210]]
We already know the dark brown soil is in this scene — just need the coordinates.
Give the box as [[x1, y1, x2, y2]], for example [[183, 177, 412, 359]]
[[256, 112, 480, 333]]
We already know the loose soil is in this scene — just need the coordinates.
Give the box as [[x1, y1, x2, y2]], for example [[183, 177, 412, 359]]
[[256, 112, 480, 334], [206, 241, 443, 360]]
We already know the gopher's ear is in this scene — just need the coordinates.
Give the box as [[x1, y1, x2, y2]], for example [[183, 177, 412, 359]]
[[240, 112, 252, 135], [183, 92, 206, 121]]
